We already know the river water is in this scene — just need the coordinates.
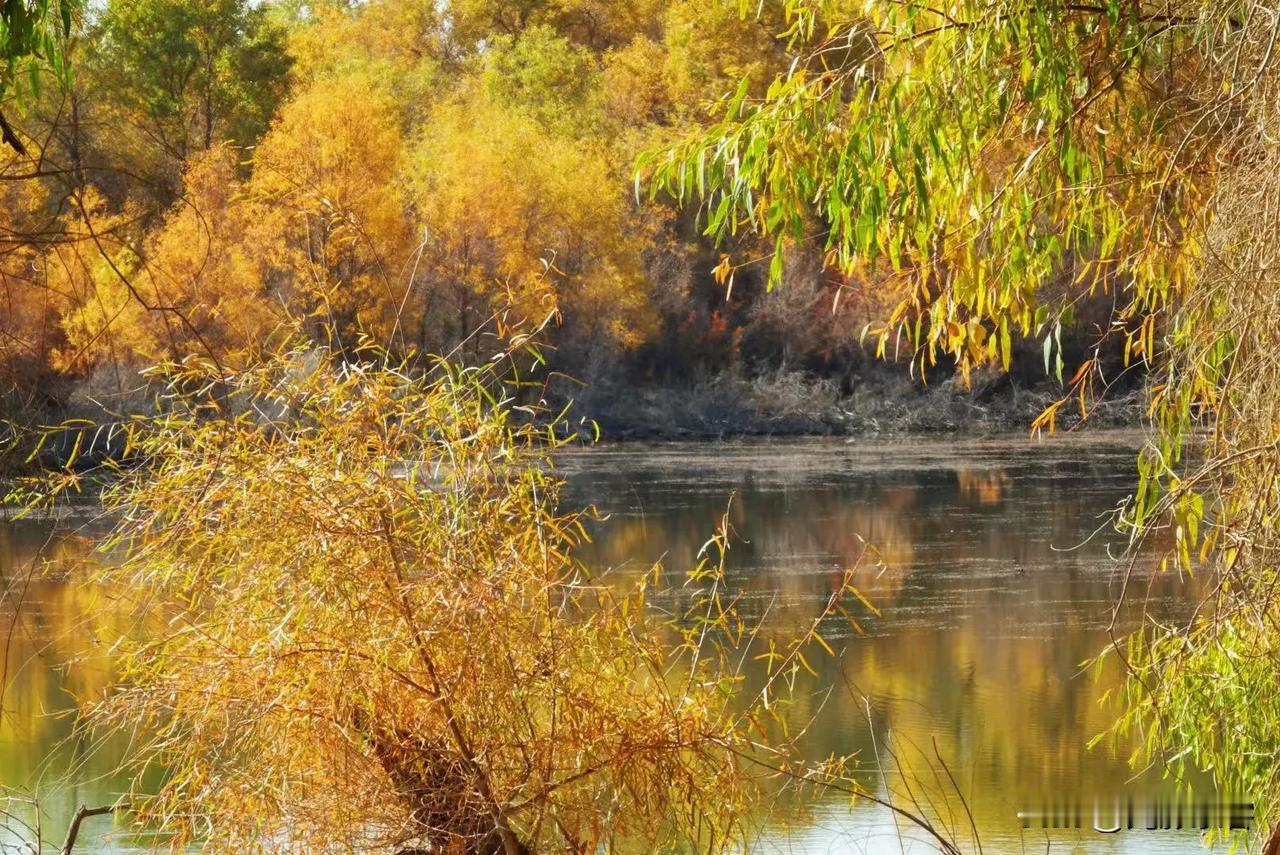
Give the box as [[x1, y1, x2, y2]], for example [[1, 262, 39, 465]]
[[0, 433, 1225, 853]]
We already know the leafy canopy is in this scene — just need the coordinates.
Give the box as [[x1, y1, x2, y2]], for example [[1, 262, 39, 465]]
[[0, 0, 76, 152], [646, 0, 1234, 395]]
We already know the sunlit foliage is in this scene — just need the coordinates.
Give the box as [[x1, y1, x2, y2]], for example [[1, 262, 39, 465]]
[[284, 0, 444, 118], [447, 0, 665, 52], [83, 0, 290, 194], [55, 150, 292, 368], [80, 338, 873, 853], [14, 0, 747, 383], [3, 0, 912, 423], [251, 78, 413, 347], [0, 0, 76, 154], [660, 0, 793, 108], [0, 178, 63, 386], [648, 0, 1218, 387], [410, 99, 656, 349], [1103, 136, 1280, 835], [653, 0, 1280, 833]]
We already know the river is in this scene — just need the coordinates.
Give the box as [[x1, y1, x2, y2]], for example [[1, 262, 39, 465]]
[[0, 432, 1222, 853]]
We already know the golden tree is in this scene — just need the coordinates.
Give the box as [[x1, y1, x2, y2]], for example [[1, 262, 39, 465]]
[[54, 148, 294, 369], [409, 100, 656, 351], [250, 78, 414, 350], [77, 332, 903, 853]]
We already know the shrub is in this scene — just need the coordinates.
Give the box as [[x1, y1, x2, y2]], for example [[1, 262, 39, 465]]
[[77, 338, 874, 853]]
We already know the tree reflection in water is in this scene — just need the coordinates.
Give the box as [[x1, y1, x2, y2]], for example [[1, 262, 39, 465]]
[[561, 434, 1208, 853], [0, 434, 1211, 853]]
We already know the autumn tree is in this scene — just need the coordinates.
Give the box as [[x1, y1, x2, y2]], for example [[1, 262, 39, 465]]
[[0, 179, 64, 392], [660, 0, 795, 110], [410, 96, 656, 357], [244, 79, 411, 353], [285, 0, 446, 122], [2, 0, 1008, 430], [70, 339, 897, 853], [447, 0, 665, 52], [0, 0, 80, 407], [55, 148, 293, 369], [481, 25, 603, 136], [82, 0, 291, 198]]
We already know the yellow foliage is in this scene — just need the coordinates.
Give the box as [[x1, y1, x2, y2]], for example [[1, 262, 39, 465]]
[[82, 342, 864, 852], [0, 178, 62, 383], [661, 0, 791, 108], [411, 100, 655, 346], [601, 36, 675, 127], [52, 153, 292, 369], [448, 0, 666, 52], [286, 0, 443, 117], [48, 190, 154, 373], [5, 0, 842, 387], [251, 78, 415, 347]]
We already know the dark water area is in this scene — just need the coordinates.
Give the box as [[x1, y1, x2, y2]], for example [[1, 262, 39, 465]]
[[0, 432, 1228, 852]]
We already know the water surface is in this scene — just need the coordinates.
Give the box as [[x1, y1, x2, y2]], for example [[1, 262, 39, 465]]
[[559, 433, 1212, 854], [1, 433, 1221, 852]]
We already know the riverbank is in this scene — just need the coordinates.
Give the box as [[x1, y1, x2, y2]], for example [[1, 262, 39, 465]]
[[0, 369, 1148, 476], [564, 366, 1148, 439]]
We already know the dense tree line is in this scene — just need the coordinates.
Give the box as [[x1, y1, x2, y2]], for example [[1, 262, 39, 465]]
[[0, 0, 1134, 439], [0, 0, 890, 425]]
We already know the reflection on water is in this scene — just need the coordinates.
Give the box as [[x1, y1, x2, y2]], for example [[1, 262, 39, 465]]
[[0, 433, 1219, 852], [558, 433, 1212, 854], [0, 514, 140, 853]]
